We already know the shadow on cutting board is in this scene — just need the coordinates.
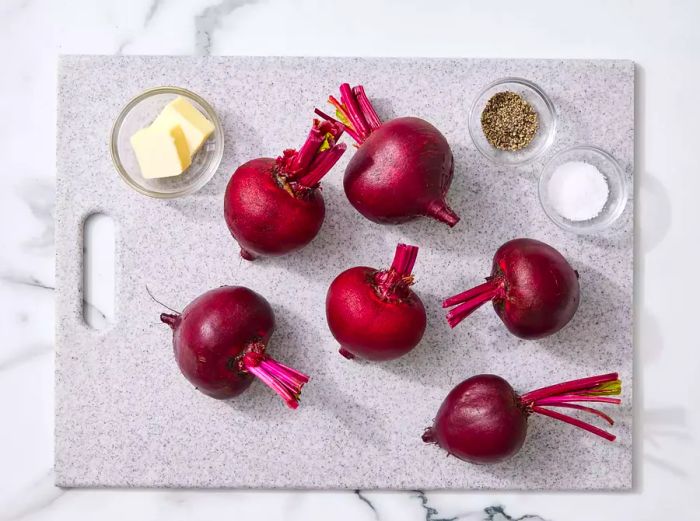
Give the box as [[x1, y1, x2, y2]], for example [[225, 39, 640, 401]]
[[536, 261, 628, 368]]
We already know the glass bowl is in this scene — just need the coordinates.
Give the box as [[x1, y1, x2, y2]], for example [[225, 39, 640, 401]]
[[468, 77, 557, 166], [110, 86, 224, 198], [538, 145, 628, 234]]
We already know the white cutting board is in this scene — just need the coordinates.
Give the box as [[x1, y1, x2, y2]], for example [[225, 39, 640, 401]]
[[55, 56, 634, 489]]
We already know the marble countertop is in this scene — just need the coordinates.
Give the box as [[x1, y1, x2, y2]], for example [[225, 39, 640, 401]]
[[1, 0, 699, 519]]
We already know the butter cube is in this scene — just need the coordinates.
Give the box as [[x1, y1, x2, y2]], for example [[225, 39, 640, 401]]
[[130, 125, 191, 179], [152, 96, 214, 156]]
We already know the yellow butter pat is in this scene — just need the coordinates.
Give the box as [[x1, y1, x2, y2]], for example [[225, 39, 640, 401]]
[[152, 96, 215, 156], [130, 125, 191, 179]]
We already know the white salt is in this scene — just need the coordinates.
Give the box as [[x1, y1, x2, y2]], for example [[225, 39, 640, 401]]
[[547, 161, 609, 221]]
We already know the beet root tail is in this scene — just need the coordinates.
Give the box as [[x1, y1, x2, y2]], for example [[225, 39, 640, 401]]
[[426, 200, 460, 227], [338, 347, 356, 360], [160, 313, 180, 329], [240, 247, 257, 261], [421, 427, 437, 444]]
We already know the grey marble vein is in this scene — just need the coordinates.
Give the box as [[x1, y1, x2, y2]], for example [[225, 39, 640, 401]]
[[413, 491, 458, 521], [115, 39, 131, 56], [0, 273, 107, 326], [484, 506, 545, 521], [354, 490, 378, 519], [194, 0, 258, 55], [410, 492, 547, 521], [0, 343, 51, 373], [16, 180, 54, 253], [144, 0, 164, 27], [0, 273, 54, 291], [2, 471, 67, 521], [116, 0, 164, 55]]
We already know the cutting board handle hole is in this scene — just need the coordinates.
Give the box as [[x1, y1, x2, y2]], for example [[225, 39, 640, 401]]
[[83, 213, 115, 329]]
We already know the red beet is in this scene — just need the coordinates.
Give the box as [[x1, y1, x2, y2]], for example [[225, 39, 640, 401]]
[[224, 120, 347, 260], [443, 238, 580, 339], [325, 243, 426, 361], [316, 84, 459, 227], [160, 286, 309, 408], [423, 372, 622, 464]]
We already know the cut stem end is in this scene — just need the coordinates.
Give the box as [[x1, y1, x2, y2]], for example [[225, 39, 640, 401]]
[[443, 278, 503, 328], [521, 372, 622, 442], [242, 352, 309, 409], [276, 119, 347, 190], [374, 243, 420, 300], [317, 83, 383, 145]]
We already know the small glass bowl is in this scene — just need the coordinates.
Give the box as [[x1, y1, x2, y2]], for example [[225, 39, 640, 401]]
[[468, 77, 557, 166], [110, 86, 224, 198], [538, 145, 628, 234]]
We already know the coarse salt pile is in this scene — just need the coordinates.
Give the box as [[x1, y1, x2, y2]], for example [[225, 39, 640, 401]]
[[547, 161, 609, 221]]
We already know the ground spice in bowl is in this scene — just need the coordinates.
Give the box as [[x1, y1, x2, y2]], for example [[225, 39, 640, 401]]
[[480, 91, 539, 151]]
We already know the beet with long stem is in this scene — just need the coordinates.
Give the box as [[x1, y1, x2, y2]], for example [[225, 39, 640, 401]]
[[316, 84, 459, 227], [443, 238, 580, 339], [422, 372, 622, 464], [159, 286, 309, 408]]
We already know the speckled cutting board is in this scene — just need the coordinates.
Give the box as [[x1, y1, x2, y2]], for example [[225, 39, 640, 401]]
[[55, 56, 634, 490]]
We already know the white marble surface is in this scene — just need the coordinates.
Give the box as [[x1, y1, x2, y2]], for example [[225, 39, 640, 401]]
[[0, 0, 698, 519]]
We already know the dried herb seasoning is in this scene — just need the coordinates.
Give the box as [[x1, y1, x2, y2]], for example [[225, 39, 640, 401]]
[[481, 91, 539, 151]]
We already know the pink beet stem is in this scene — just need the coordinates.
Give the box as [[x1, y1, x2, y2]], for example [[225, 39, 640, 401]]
[[297, 142, 347, 187], [245, 364, 297, 408], [314, 108, 362, 144], [313, 107, 337, 123], [534, 395, 622, 406], [520, 373, 620, 404], [328, 95, 355, 131], [280, 119, 347, 189], [375, 243, 420, 299], [259, 364, 305, 391], [391, 243, 419, 276], [532, 405, 616, 442], [321, 119, 344, 141], [260, 358, 310, 385], [339, 83, 371, 139], [243, 354, 309, 409], [443, 279, 496, 308], [445, 286, 501, 328], [289, 122, 328, 173], [535, 402, 615, 426], [352, 85, 382, 130]]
